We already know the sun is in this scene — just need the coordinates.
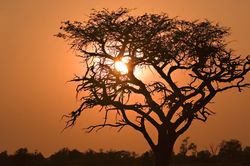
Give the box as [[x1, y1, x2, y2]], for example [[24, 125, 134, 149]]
[[114, 57, 144, 77], [114, 61, 128, 74]]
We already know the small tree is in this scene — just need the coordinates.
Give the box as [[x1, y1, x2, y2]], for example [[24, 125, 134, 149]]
[[178, 137, 197, 158], [197, 150, 211, 161], [179, 137, 190, 157], [57, 8, 250, 166], [218, 139, 242, 161]]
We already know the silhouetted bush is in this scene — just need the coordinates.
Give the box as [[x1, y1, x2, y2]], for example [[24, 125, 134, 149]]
[[196, 150, 211, 162], [218, 139, 242, 162], [1, 148, 46, 166], [136, 151, 154, 166]]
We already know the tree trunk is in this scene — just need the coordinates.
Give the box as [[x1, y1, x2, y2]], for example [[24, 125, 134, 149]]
[[154, 144, 173, 166], [153, 127, 176, 166]]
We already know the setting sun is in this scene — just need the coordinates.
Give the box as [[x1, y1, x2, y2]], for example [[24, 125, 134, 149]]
[[114, 61, 128, 74]]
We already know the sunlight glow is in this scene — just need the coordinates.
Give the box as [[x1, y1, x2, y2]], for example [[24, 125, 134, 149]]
[[114, 61, 128, 74]]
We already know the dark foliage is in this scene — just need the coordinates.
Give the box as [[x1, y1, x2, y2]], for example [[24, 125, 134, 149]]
[[1, 139, 250, 166], [0, 148, 46, 166]]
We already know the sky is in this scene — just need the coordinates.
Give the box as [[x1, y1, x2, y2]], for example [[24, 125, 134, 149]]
[[0, 0, 250, 156]]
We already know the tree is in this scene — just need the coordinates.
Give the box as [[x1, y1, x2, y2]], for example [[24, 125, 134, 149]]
[[57, 8, 250, 166], [218, 139, 242, 162], [197, 150, 211, 162], [12, 148, 45, 166], [178, 137, 197, 160], [243, 146, 250, 163], [0, 151, 10, 165]]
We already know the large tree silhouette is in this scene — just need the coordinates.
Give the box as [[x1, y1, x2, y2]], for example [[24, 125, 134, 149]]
[[57, 8, 250, 166]]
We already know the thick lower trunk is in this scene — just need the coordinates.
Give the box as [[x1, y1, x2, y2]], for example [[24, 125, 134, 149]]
[[154, 145, 173, 166], [154, 153, 171, 166], [153, 127, 176, 166]]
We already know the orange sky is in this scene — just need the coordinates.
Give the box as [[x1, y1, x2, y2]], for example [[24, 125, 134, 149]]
[[0, 0, 250, 156]]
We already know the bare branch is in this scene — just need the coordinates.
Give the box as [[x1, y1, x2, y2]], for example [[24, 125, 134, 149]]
[[85, 123, 127, 133]]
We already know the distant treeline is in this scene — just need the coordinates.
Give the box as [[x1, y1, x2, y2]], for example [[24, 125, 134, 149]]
[[1, 138, 250, 166]]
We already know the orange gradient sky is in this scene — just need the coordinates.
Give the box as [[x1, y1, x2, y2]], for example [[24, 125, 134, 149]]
[[0, 0, 250, 156]]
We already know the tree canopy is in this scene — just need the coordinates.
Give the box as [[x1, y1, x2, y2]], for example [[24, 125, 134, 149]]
[[57, 8, 250, 166]]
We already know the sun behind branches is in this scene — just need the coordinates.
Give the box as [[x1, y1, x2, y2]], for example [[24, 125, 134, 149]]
[[114, 60, 128, 74]]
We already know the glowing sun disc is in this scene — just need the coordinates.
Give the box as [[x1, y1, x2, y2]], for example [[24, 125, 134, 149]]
[[115, 61, 128, 74]]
